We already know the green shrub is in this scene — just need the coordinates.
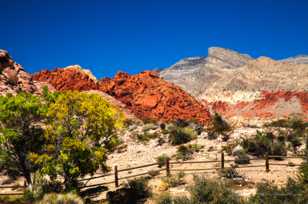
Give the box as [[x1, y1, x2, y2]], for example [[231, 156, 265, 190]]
[[169, 127, 196, 145], [249, 178, 308, 204], [36, 193, 84, 204], [189, 176, 242, 204], [208, 113, 231, 137], [271, 142, 287, 159], [176, 145, 193, 161], [242, 131, 288, 158], [156, 193, 173, 204], [137, 131, 159, 143], [173, 196, 192, 204], [163, 172, 186, 188], [156, 154, 170, 168], [188, 144, 204, 152], [126, 177, 151, 200], [234, 150, 250, 164]]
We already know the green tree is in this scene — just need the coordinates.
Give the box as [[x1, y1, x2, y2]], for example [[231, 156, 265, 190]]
[[30, 91, 124, 191], [0, 93, 47, 186]]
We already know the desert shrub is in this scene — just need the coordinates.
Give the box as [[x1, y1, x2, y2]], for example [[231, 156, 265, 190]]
[[143, 123, 158, 132], [163, 172, 186, 188], [234, 150, 250, 164], [137, 131, 159, 143], [176, 145, 193, 160], [174, 119, 190, 128], [208, 113, 231, 139], [156, 193, 173, 204], [160, 123, 166, 130], [0, 195, 28, 204], [169, 127, 196, 145], [300, 163, 308, 183], [173, 196, 192, 204], [207, 131, 218, 140], [37, 193, 84, 204], [242, 131, 288, 158], [271, 142, 287, 159], [287, 134, 302, 152], [126, 177, 151, 200], [188, 144, 204, 152], [189, 176, 242, 204], [248, 178, 308, 204], [157, 137, 166, 146], [156, 154, 170, 168]]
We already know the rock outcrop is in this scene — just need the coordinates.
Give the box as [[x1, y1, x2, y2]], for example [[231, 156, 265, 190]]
[[0, 49, 47, 95], [33, 65, 99, 91], [99, 71, 211, 124], [204, 91, 308, 121]]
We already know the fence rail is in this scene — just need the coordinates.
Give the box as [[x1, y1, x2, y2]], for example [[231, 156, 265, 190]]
[[0, 153, 305, 195]]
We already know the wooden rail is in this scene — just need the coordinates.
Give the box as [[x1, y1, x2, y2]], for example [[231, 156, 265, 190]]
[[1, 153, 305, 195]]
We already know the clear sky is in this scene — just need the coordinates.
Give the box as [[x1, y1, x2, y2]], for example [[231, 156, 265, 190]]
[[1, 0, 308, 78]]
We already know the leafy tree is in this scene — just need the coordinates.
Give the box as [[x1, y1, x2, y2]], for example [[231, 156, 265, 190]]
[[0, 93, 47, 186], [208, 113, 231, 140], [29, 91, 124, 191]]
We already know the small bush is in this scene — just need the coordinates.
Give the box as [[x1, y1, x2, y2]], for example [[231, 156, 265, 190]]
[[37, 193, 84, 204], [249, 178, 308, 204], [163, 172, 186, 188], [137, 131, 159, 143], [169, 127, 196, 145], [188, 143, 204, 152], [189, 176, 242, 204], [156, 154, 170, 167], [234, 150, 250, 164], [126, 177, 151, 200], [156, 193, 173, 204], [176, 145, 193, 160]]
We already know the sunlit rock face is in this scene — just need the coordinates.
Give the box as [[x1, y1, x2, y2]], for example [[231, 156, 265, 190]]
[[99, 71, 211, 124]]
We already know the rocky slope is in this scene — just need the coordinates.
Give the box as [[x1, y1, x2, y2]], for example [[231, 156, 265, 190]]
[[99, 71, 211, 124], [0, 49, 51, 95], [33, 65, 99, 91], [160, 47, 252, 96], [34, 67, 211, 124], [160, 47, 308, 121]]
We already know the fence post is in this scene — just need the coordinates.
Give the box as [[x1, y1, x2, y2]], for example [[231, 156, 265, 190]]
[[166, 158, 171, 177], [265, 154, 270, 172], [221, 151, 225, 169], [114, 165, 119, 187]]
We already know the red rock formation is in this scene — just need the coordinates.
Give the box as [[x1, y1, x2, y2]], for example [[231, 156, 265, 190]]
[[100, 71, 211, 124], [205, 91, 308, 121], [33, 66, 99, 91]]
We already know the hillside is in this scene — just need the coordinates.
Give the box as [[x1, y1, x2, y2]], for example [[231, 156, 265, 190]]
[[160, 47, 308, 121]]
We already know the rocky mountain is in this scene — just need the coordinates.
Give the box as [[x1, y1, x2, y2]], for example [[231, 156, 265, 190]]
[[33, 65, 99, 91], [160, 47, 252, 96], [160, 47, 308, 122], [0, 49, 51, 95], [34, 67, 211, 124], [99, 71, 211, 124]]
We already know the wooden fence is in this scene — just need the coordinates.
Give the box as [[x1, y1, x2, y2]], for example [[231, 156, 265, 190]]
[[0, 152, 305, 196]]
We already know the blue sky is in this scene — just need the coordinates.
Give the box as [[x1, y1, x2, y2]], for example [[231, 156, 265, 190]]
[[1, 0, 308, 78]]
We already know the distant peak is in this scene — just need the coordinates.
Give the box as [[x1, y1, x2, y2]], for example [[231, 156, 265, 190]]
[[208, 47, 252, 59]]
